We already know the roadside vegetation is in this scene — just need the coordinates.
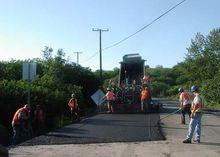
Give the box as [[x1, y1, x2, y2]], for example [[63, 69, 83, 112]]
[[147, 28, 220, 109], [0, 28, 219, 146], [0, 47, 102, 145]]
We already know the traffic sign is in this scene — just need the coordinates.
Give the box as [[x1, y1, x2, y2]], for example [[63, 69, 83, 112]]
[[91, 89, 106, 105], [22, 62, 37, 80]]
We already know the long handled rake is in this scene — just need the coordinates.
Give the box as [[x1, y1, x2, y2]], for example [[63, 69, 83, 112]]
[[157, 108, 181, 125]]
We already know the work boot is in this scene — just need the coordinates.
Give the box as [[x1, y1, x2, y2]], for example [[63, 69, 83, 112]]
[[181, 116, 185, 124], [193, 139, 200, 143], [182, 138, 191, 143]]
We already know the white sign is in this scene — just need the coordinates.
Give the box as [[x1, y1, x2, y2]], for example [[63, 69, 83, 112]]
[[22, 63, 37, 80], [91, 89, 106, 105]]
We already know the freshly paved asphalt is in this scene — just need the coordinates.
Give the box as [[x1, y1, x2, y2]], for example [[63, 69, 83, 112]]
[[10, 99, 220, 157], [21, 112, 164, 145]]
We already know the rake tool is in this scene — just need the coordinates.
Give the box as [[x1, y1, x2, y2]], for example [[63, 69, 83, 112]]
[[156, 108, 181, 125]]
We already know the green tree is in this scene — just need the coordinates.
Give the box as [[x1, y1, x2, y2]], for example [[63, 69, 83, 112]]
[[185, 28, 220, 81], [0, 60, 23, 80], [147, 67, 175, 97], [183, 28, 220, 107]]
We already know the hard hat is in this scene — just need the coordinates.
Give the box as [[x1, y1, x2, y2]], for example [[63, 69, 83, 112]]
[[71, 93, 75, 97], [24, 104, 31, 111], [178, 87, 184, 93], [143, 76, 147, 80], [190, 85, 198, 92], [107, 88, 111, 91]]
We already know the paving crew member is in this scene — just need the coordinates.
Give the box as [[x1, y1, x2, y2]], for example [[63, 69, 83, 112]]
[[24, 110, 33, 140], [183, 85, 203, 144], [141, 86, 150, 112], [104, 88, 116, 113], [33, 105, 46, 135], [178, 87, 191, 124], [11, 104, 31, 145], [142, 75, 151, 86], [68, 93, 80, 122]]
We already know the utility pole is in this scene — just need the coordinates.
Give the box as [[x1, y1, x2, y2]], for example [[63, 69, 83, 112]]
[[92, 28, 109, 83], [73, 52, 83, 65]]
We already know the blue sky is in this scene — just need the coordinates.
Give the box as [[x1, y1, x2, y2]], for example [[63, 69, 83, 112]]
[[0, 0, 219, 70]]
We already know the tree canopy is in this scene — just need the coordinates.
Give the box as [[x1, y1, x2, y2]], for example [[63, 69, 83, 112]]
[[146, 28, 220, 107]]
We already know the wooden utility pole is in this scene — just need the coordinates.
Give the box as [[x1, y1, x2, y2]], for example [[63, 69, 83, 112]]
[[92, 28, 109, 82], [73, 52, 83, 65]]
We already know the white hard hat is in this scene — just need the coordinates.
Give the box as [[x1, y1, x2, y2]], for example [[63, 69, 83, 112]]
[[143, 75, 147, 80], [24, 104, 31, 111]]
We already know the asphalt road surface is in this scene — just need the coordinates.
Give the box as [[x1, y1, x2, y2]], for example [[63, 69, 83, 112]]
[[21, 113, 164, 146], [9, 99, 220, 157]]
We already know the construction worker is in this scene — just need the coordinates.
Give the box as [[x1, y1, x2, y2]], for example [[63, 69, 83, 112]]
[[68, 93, 80, 122], [142, 75, 151, 86], [33, 105, 46, 135], [183, 85, 203, 144], [104, 88, 116, 113], [24, 111, 33, 140], [11, 104, 31, 145], [178, 87, 191, 124], [141, 86, 150, 112]]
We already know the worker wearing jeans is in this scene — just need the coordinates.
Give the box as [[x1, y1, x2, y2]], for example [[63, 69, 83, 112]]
[[183, 85, 203, 144], [186, 112, 202, 142]]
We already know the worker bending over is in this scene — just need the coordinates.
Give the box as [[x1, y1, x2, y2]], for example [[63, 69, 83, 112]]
[[11, 104, 31, 145]]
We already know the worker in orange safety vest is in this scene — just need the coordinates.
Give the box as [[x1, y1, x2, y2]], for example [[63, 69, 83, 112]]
[[183, 85, 203, 144], [33, 105, 46, 135], [141, 86, 150, 112], [11, 104, 31, 145], [178, 87, 192, 124], [104, 88, 116, 113], [68, 93, 80, 122]]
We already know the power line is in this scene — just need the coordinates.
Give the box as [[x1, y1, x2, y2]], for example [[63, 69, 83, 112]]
[[103, 0, 187, 51], [82, 0, 187, 63], [81, 51, 98, 63]]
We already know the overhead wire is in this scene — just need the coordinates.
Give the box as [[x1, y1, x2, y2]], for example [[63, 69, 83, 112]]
[[82, 0, 187, 63], [81, 51, 98, 63], [103, 0, 187, 51]]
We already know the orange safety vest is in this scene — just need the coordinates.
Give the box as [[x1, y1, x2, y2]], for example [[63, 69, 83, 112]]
[[106, 91, 115, 101], [181, 92, 190, 101], [141, 89, 149, 100], [191, 93, 203, 112], [12, 107, 28, 126], [69, 98, 77, 109]]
